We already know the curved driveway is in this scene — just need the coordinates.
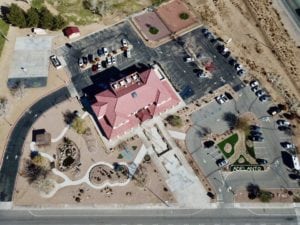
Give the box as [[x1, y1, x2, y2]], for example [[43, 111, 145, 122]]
[[0, 87, 70, 201]]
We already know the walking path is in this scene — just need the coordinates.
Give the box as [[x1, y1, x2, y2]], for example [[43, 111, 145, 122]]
[[51, 111, 88, 143], [167, 130, 186, 140]]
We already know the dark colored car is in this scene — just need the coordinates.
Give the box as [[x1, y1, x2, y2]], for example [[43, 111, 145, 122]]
[[82, 56, 88, 64], [203, 140, 215, 148], [267, 106, 281, 116], [248, 135, 264, 142], [278, 126, 291, 131], [224, 92, 233, 100], [250, 125, 261, 131], [216, 44, 225, 53], [223, 51, 231, 58], [207, 192, 215, 199], [228, 58, 237, 66], [256, 158, 268, 165], [250, 131, 262, 137]]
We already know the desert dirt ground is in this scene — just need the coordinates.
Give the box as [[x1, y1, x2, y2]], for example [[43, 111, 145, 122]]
[[185, 0, 300, 147], [14, 98, 174, 206]]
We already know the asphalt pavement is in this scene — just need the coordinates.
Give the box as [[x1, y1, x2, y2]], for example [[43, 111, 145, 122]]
[[186, 86, 298, 203], [0, 207, 298, 225], [0, 87, 70, 202]]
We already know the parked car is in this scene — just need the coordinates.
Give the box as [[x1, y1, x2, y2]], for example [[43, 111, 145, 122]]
[[248, 135, 264, 142], [91, 64, 98, 72], [251, 86, 259, 92], [216, 158, 228, 167], [202, 28, 209, 34], [111, 55, 116, 64], [255, 90, 266, 97], [88, 54, 94, 63], [224, 92, 233, 100], [267, 106, 281, 116], [237, 69, 245, 76], [250, 130, 262, 137], [78, 58, 83, 67], [97, 63, 102, 71], [198, 69, 207, 78], [82, 56, 88, 64], [234, 63, 242, 71], [97, 48, 104, 57], [106, 57, 112, 66], [220, 94, 229, 102], [223, 51, 231, 58], [184, 57, 195, 62], [215, 96, 225, 104], [228, 58, 237, 66], [203, 140, 215, 148], [277, 119, 291, 127], [278, 126, 291, 131], [256, 158, 268, 165], [121, 38, 128, 47], [102, 47, 108, 56], [50, 55, 62, 69], [250, 80, 259, 88], [125, 49, 131, 58], [281, 142, 295, 149], [250, 125, 261, 132], [259, 95, 271, 102]]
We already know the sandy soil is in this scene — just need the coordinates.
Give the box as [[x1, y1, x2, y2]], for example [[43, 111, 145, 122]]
[[14, 99, 174, 206], [185, 0, 300, 149]]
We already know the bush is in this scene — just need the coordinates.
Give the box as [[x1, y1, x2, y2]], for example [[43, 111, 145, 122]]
[[52, 15, 66, 30], [166, 115, 182, 127], [117, 153, 123, 159], [179, 12, 189, 20], [8, 4, 27, 28], [149, 26, 159, 35], [71, 117, 87, 134], [258, 190, 273, 202], [39, 7, 53, 29], [26, 7, 40, 27]]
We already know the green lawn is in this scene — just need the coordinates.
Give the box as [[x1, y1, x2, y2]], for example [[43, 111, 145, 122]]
[[246, 145, 256, 159], [217, 133, 238, 159], [31, 0, 45, 10], [0, 19, 9, 57]]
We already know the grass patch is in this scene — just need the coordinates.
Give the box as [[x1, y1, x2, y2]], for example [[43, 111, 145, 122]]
[[149, 26, 159, 35], [46, 0, 100, 25], [246, 145, 256, 159], [151, 0, 167, 6], [31, 0, 45, 10], [217, 133, 238, 159], [0, 19, 9, 57], [179, 12, 189, 20]]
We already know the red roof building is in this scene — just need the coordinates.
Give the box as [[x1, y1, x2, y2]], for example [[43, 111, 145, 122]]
[[63, 26, 80, 39], [91, 68, 180, 139]]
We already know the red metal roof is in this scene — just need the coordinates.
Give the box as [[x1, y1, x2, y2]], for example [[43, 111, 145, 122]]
[[63, 26, 80, 37], [91, 68, 180, 139]]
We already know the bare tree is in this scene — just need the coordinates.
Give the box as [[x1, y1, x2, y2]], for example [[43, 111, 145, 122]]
[[10, 81, 25, 99], [0, 97, 8, 117]]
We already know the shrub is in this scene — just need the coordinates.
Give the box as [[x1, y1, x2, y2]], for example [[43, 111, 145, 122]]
[[149, 26, 159, 35], [258, 190, 273, 202], [8, 4, 27, 28], [26, 7, 40, 27], [179, 12, 189, 20], [39, 7, 53, 29], [71, 117, 87, 134], [117, 153, 123, 159], [166, 115, 182, 127]]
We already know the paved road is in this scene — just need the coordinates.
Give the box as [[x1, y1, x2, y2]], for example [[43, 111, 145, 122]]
[[0, 87, 70, 202], [282, 0, 300, 29], [0, 208, 298, 225]]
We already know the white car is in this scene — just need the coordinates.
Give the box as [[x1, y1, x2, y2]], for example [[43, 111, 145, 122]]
[[111, 56, 116, 64], [250, 80, 259, 88], [106, 57, 112, 66], [215, 96, 225, 104], [121, 39, 128, 47], [185, 57, 194, 62], [251, 86, 259, 92], [220, 94, 229, 102], [78, 58, 83, 67], [255, 90, 266, 97], [50, 55, 62, 69], [102, 47, 108, 56], [277, 119, 290, 127], [97, 63, 102, 71], [281, 142, 295, 149]]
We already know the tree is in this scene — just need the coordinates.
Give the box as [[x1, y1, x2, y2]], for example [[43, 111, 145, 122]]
[[26, 7, 39, 27], [63, 110, 77, 125], [52, 15, 66, 30], [0, 97, 8, 117], [39, 7, 53, 29], [32, 178, 55, 194], [223, 112, 238, 129], [179, 12, 189, 20], [8, 3, 27, 28], [31, 154, 50, 170], [258, 190, 273, 202], [71, 117, 87, 134], [246, 183, 260, 200]]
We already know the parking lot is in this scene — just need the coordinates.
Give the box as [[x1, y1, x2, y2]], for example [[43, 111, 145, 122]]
[[186, 85, 297, 202], [56, 21, 242, 103]]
